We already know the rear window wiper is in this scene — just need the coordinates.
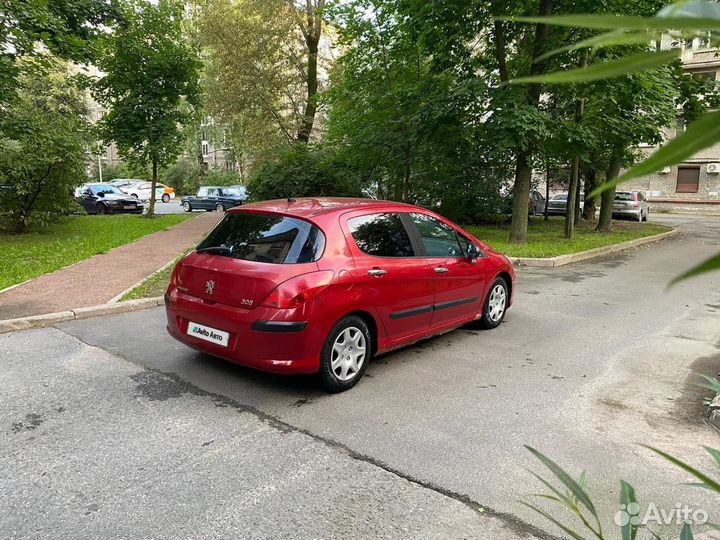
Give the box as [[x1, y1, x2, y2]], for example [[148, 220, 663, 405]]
[[196, 245, 233, 255]]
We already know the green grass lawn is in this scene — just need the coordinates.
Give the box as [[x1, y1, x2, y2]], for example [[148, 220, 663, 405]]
[[465, 217, 671, 258], [0, 214, 193, 290], [122, 251, 190, 301]]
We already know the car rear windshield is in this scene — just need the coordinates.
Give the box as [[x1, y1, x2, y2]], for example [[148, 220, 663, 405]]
[[197, 213, 325, 264], [615, 192, 634, 201]]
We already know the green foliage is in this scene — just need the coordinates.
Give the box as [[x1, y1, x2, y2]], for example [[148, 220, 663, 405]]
[[206, 168, 241, 187], [248, 144, 364, 201], [160, 158, 201, 196], [525, 445, 720, 539], [94, 0, 202, 216], [0, 0, 118, 104], [0, 58, 89, 233]]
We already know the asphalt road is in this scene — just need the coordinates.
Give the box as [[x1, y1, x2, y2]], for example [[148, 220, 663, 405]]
[[2, 214, 720, 539]]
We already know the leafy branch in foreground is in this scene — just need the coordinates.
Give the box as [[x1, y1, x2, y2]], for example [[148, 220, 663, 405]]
[[524, 445, 719, 539], [502, 0, 720, 283]]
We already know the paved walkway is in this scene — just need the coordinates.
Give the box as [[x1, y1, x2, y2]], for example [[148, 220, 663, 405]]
[[0, 212, 222, 320]]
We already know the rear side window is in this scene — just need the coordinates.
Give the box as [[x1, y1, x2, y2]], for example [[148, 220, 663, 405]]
[[347, 213, 414, 257], [197, 213, 325, 264], [410, 213, 463, 257]]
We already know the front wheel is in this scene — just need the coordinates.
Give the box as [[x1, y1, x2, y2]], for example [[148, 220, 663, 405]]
[[96, 203, 108, 215], [479, 277, 508, 329], [182, 201, 192, 212], [162, 194, 170, 203], [320, 316, 371, 393]]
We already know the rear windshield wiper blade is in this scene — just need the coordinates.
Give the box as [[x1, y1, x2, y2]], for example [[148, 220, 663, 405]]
[[196, 245, 233, 255]]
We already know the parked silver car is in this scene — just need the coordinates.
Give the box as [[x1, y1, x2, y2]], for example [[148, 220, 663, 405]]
[[613, 191, 649, 222], [545, 192, 585, 215]]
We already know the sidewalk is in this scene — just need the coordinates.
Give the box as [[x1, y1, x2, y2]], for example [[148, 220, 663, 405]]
[[0, 212, 221, 320]]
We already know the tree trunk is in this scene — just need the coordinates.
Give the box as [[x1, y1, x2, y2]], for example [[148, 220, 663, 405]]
[[297, 39, 318, 142], [582, 168, 597, 220], [597, 154, 621, 233], [510, 154, 532, 243], [14, 210, 28, 234], [508, 0, 553, 243], [147, 156, 158, 218], [565, 155, 579, 239]]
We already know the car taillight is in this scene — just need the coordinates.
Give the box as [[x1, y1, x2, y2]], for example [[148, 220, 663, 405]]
[[260, 270, 335, 309], [170, 262, 183, 286], [633, 193, 639, 208]]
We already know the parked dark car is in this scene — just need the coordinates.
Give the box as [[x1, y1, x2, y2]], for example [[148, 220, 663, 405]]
[[528, 190, 546, 215], [75, 183, 144, 215], [181, 186, 247, 213]]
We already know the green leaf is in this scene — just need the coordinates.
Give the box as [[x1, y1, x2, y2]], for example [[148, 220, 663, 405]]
[[668, 252, 720, 286], [519, 501, 587, 540], [525, 446, 599, 518], [642, 445, 720, 493], [620, 480, 638, 540], [680, 522, 694, 540], [499, 14, 720, 31], [695, 375, 720, 393], [534, 30, 658, 62], [704, 447, 720, 468], [510, 50, 679, 84], [589, 109, 720, 199]]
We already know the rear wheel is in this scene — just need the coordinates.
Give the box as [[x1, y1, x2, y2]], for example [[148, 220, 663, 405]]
[[162, 194, 170, 203], [182, 201, 192, 212], [480, 277, 508, 329], [216, 203, 226, 212], [320, 316, 371, 393]]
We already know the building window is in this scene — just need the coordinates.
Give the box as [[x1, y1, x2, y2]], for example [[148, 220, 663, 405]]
[[202, 142, 209, 157], [676, 166, 700, 193]]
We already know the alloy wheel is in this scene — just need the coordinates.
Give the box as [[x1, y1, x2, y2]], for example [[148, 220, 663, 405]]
[[488, 284, 506, 322], [331, 327, 366, 382]]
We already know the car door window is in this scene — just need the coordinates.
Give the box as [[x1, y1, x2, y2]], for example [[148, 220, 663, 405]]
[[207, 189, 218, 197], [347, 213, 414, 257], [410, 213, 463, 257]]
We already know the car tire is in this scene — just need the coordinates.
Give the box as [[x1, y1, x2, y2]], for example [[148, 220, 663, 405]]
[[479, 277, 508, 330], [131, 193, 139, 199], [637, 211, 642, 222], [216, 203, 226, 212], [183, 201, 192, 212], [96, 203, 108, 215], [320, 316, 371, 393], [162, 194, 170, 203]]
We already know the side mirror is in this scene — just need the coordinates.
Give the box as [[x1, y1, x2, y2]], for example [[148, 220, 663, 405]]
[[97, 191, 105, 198], [467, 244, 480, 260]]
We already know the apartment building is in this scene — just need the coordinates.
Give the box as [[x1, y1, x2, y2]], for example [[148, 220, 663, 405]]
[[623, 37, 720, 213]]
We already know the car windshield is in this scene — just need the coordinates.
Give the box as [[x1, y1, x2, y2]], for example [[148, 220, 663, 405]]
[[90, 185, 124, 195], [219, 187, 242, 196], [197, 212, 325, 264], [615, 192, 634, 201]]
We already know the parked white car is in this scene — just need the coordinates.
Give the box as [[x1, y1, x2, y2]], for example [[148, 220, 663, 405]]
[[120, 181, 175, 203]]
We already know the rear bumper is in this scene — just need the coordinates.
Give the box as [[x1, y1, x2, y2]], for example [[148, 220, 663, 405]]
[[612, 208, 641, 219], [164, 288, 324, 374]]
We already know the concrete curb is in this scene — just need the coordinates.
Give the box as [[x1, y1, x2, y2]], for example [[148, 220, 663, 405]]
[[511, 228, 680, 268], [0, 297, 165, 335]]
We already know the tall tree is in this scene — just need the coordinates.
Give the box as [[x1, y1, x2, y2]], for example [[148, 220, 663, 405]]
[[198, 0, 328, 169], [0, 58, 89, 233], [94, 0, 201, 217], [0, 0, 118, 105]]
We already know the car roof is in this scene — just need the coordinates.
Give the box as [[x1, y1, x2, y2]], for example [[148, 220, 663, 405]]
[[233, 197, 416, 218]]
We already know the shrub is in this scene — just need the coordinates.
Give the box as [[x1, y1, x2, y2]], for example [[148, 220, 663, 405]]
[[248, 144, 365, 201]]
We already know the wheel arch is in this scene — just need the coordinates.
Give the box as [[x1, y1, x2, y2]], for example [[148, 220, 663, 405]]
[[340, 310, 379, 357], [495, 271, 513, 303]]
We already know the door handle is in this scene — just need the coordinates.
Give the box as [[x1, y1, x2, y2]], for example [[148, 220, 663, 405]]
[[434, 267, 449, 274], [368, 268, 387, 278]]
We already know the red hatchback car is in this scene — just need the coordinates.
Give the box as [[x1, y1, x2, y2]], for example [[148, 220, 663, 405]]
[[165, 198, 515, 392]]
